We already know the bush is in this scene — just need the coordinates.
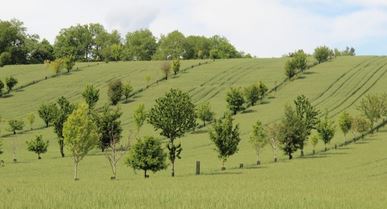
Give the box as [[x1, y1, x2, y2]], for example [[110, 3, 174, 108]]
[[108, 80, 123, 105]]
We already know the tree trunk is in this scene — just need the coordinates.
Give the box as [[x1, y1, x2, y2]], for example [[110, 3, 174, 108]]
[[74, 161, 79, 181], [171, 160, 175, 177], [144, 170, 149, 178], [221, 160, 226, 170], [38, 153, 41, 160], [300, 149, 304, 157], [313, 149, 315, 155], [288, 152, 293, 160], [324, 143, 327, 151], [13, 130, 16, 135], [59, 139, 65, 158]]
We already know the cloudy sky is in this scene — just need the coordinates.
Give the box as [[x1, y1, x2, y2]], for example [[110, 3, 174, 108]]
[[1, 0, 387, 57]]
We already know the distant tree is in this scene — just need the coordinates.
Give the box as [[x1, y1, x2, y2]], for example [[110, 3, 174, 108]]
[[108, 79, 123, 105], [148, 89, 196, 177], [285, 60, 297, 79], [196, 102, 215, 126], [0, 80, 4, 96], [5, 76, 18, 93], [82, 84, 99, 109], [63, 103, 98, 180], [310, 132, 319, 154], [357, 94, 384, 131], [26, 113, 35, 130], [314, 46, 332, 64], [209, 113, 241, 170], [292, 49, 308, 72], [8, 119, 24, 135], [153, 30, 186, 59], [124, 29, 157, 61], [257, 81, 269, 102], [338, 112, 352, 142], [316, 113, 335, 151], [208, 35, 240, 59], [226, 87, 245, 115], [53, 97, 74, 158], [249, 120, 267, 165], [26, 135, 49, 159], [38, 103, 58, 127], [172, 59, 181, 75], [244, 84, 260, 106], [161, 61, 171, 80], [48, 58, 65, 74], [126, 136, 167, 178], [279, 105, 302, 160], [145, 75, 151, 87], [133, 104, 147, 134], [351, 116, 370, 136], [266, 123, 281, 162], [122, 83, 133, 103], [110, 44, 124, 61], [63, 56, 76, 73]]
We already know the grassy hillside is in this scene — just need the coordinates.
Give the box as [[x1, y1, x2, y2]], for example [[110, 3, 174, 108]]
[[1, 56, 387, 209]]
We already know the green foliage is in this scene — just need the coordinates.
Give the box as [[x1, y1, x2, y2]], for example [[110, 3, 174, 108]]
[[285, 60, 297, 79], [279, 105, 303, 159], [133, 104, 147, 134], [94, 105, 122, 152], [53, 96, 74, 157], [309, 132, 320, 153], [48, 58, 65, 74], [172, 59, 181, 75], [26, 135, 49, 159], [209, 113, 241, 169], [314, 46, 333, 64], [124, 29, 157, 61], [352, 116, 370, 134], [38, 103, 58, 127], [317, 113, 336, 149], [338, 112, 352, 140], [0, 80, 4, 96], [63, 103, 98, 180], [108, 79, 123, 105], [226, 87, 245, 115], [243, 81, 268, 106], [153, 31, 186, 60], [122, 83, 133, 102], [148, 88, 196, 176], [82, 84, 100, 109], [160, 61, 171, 80], [196, 102, 215, 126], [249, 120, 267, 164], [208, 35, 240, 59], [357, 94, 385, 130], [26, 113, 35, 130], [126, 136, 167, 178], [8, 119, 24, 135], [63, 56, 76, 73], [5, 76, 18, 93]]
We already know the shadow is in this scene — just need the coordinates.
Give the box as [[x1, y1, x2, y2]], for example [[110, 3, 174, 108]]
[[303, 71, 317, 75], [191, 129, 208, 135], [297, 76, 306, 79], [355, 141, 369, 144], [267, 96, 276, 99], [1, 94, 13, 98], [299, 155, 328, 159], [242, 109, 256, 114], [201, 171, 242, 176], [244, 165, 268, 170], [259, 101, 270, 105], [15, 89, 24, 92], [191, 143, 212, 150], [132, 95, 142, 99]]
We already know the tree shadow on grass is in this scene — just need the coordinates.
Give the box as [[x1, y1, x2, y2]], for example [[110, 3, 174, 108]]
[[242, 109, 256, 114], [201, 171, 243, 176], [303, 71, 317, 75], [191, 129, 208, 135]]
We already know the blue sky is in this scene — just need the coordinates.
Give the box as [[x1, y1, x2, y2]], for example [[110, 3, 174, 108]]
[[0, 0, 386, 57]]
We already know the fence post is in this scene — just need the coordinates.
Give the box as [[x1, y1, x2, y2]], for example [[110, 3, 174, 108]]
[[195, 161, 200, 175]]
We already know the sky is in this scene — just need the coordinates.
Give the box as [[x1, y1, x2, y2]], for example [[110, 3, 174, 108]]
[[1, 0, 387, 57]]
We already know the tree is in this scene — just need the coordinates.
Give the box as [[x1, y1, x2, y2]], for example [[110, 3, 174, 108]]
[[53, 97, 74, 158], [351, 116, 370, 136], [5, 76, 18, 93], [38, 103, 58, 127], [196, 102, 215, 126], [249, 120, 267, 165], [316, 113, 335, 151], [122, 82, 133, 103], [292, 49, 308, 72], [0, 80, 4, 96], [208, 35, 240, 59], [285, 60, 297, 79], [63, 56, 76, 73], [294, 95, 319, 156], [279, 105, 302, 160], [26, 135, 49, 159], [338, 112, 352, 142], [258, 81, 269, 103], [108, 79, 123, 105], [266, 123, 281, 162], [226, 87, 245, 115], [244, 84, 260, 106], [153, 31, 186, 60], [148, 89, 196, 177], [48, 58, 64, 74], [314, 46, 332, 64], [357, 94, 384, 131], [8, 119, 24, 135], [160, 61, 171, 80], [133, 104, 147, 134], [26, 113, 35, 130], [126, 136, 167, 178], [125, 29, 157, 60], [209, 113, 241, 170], [82, 84, 99, 109], [310, 132, 319, 154], [172, 59, 181, 75], [63, 103, 98, 180]]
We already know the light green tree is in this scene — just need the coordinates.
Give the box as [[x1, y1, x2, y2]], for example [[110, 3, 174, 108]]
[[196, 102, 215, 126], [123, 83, 133, 103], [249, 120, 267, 165], [133, 104, 147, 134], [338, 112, 352, 142], [82, 84, 99, 109], [26, 113, 35, 130], [317, 113, 336, 151]]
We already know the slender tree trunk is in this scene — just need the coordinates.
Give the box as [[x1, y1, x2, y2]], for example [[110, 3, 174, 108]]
[[74, 161, 79, 181], [300, 149, 304, 157], [171, 160, 175, 177], [59, 139, 65, 158], [38, 153, 41, 160], [13, 139, 17, 162], [288, 152, 292, 160], [324, 143, 327, 151], [221, 160, 226, 170], [144, 170, 148, 178]]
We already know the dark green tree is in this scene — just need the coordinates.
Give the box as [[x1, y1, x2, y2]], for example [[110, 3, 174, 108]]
[[279, 105, 303, 160], [26, 135, 49, 159], [108, 79, 123, 105], [226, 87, 245, 115], [38, 103, 58, 127], [5, 76, 18, 93], [94, 105, 122, 152], [53, 97, 74, 158], [0, 80, 4, 96], [82, 84, 99, 109]]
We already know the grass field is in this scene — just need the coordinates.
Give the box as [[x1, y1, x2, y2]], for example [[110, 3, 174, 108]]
[[1, 57, 387, 209]]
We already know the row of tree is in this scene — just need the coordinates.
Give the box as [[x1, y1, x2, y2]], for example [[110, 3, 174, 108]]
[[0, 76, 18, 96]]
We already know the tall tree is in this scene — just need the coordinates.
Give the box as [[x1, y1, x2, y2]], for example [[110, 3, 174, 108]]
[[279, 105, 302, 160], [148, 89, 196, 177], [124, 29, 157, 61], [82, 84, 100, 109], [53, 97, 74, 158], [249, 120, 267, 165], [153, 31, 186, 60], [266, 123, 281, 162]]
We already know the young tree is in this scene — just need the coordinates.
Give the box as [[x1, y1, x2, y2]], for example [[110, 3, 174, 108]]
[[279, 105, 302, 160], [266, 123, 281, 162], [48, 58, 64, 74], [122, 83, 133, 103], [258, 81, 269, 103], [196, 102, 215, 126], [26, 135, 49, 159], [316, 113, 336, 151], [63, 103, 98, 180], [209, 113, 241, 170], [38, 103, 58, 127], [94, 105, 123, 152], [126, 136, 167, 178], [310, 132, 319, 154], [226, 87, 245, 115], [338, 112, 352, 142], [161, 61, 171, 80], [314, 46, 332, 64], [26, 113, 35, 130], [172, 59, 181, 75], [5, 76, 18, 93], [244, 84, 260, 106], [148, 89, 196, 177], [53, 97, 74, 158], [357, 94, 384, 131], [249, 120, 267, 165], [285, 59, 297, 79], [0, 80, 4, 96], [82, 84, 99, 109], [8, 119, 24, 135], [63, 56, 75, 73], [108, 79, 123, 105], [133, 104, 147, 134], [351, 116, 370, 136], [292, 49, 308, 72]]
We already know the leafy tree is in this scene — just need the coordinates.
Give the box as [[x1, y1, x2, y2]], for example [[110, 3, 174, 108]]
[[63, 56, 76, 73], [0, 19, 28, 65], [249, 120, 267, 165], [63, 103, 98, 180], [26, 113, 35, 130], [285, 60, 297, 79], [160, 61, 171, 80], [266, 123, 281, 162], [226, 87, 245, 115], [258, 81, 269, 102], [172, 59, 181, 75], [53, 97, 74, 158], [357, 94, 384, 131], [338, 112, 352, 142], [123, 83, 133, 103], [110, 44, 124, 61], [8, 119, 24, 135], [185, 35, 211, 59], [38, 103, 58, 127], [124, 29, 157, 61], [0, 80, 4, 96], [82, 84, 99, 109], [196, 102, 215, 126], [209, 113, 241, 170], [5, 76, 18, 93], [310, 132, 319, 154], [26, 135, 49, 159], [244, 84, 260, 106], [126, 136, 167, 178], [153, 31, 186, 60], [208, 35, 240, 59], [314, 46, 332, 64], [133, 104, 147, 134], [351, 116, 370, 135], [291, 49, 308, 72], [48, 58, 64, 74], [279, 105, 302, 159], [108, 79, 123, 105], [148, 89, 196, 177], [316, 113, 335, 151]]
